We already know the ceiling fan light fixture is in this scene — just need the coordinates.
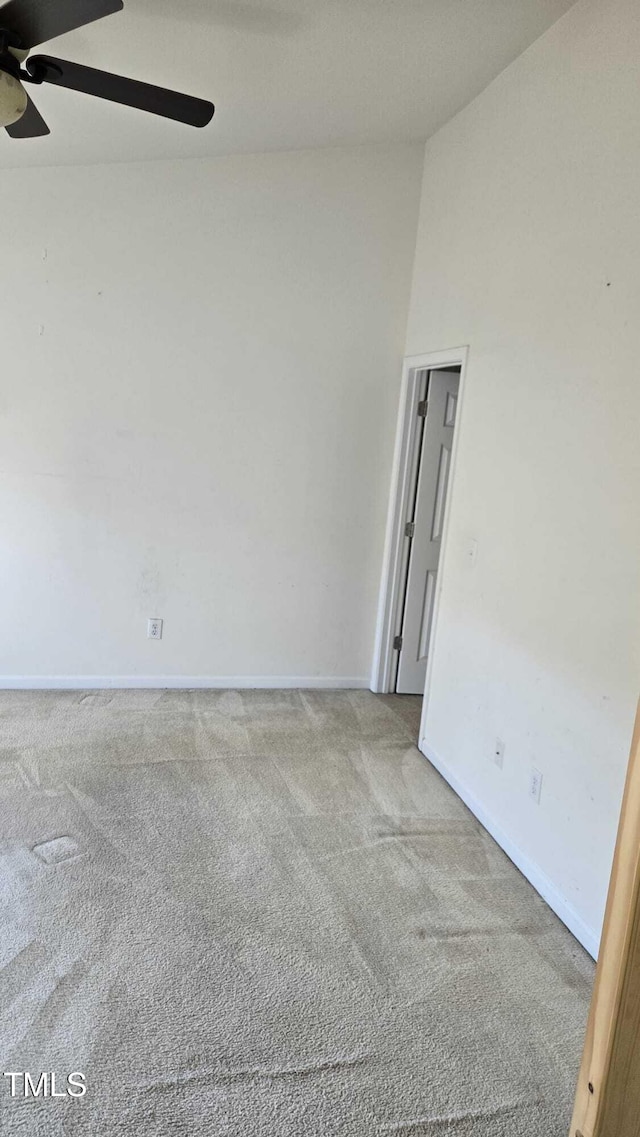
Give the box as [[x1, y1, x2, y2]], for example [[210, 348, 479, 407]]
[[0, 66, 27, 127]]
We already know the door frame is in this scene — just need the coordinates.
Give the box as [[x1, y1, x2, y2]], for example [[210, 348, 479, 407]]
[[371, 345, 469, 697], [570, 699, 640, 1137]]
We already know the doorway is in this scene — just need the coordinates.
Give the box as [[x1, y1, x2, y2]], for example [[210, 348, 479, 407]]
[[372, 348, 467, 706], [395, 367, 459, 693]]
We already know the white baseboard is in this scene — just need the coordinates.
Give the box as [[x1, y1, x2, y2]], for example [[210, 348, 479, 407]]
[[420, 738, 600, 960], [0, 675, 370, 691]]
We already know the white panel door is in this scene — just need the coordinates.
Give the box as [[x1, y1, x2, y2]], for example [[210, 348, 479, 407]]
[[396, 369, 459, 695]]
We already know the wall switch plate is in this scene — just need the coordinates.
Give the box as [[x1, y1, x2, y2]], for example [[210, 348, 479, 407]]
[[529, 767, 543, 804], [147, 618, 163, 641], [493, 738, 505, 769]]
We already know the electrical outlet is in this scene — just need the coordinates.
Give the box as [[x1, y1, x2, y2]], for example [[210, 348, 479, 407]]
[[147, 618, 163, 641], [493, 738, 505, 769], [529, 767, 543, 804]]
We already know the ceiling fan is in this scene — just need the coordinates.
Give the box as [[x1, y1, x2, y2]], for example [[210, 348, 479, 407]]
[[0, 0, 215, 138]]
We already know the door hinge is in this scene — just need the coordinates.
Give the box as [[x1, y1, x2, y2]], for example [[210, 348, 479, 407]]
[[405, 521, 415, 539], [393, 635, 403, 651], [417, 399, 428, 418]]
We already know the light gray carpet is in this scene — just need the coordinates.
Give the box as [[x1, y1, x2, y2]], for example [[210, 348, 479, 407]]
[[0, 689, 593, 1135]]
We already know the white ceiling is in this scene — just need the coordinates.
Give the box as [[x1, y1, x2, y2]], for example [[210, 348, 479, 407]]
[[0, 0, 575, 168]]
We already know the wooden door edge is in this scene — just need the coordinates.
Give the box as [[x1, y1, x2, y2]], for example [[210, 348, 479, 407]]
[[570, 699, 640, 1137]]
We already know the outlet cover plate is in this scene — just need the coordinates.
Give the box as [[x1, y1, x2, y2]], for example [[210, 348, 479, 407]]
[[529, 767, 543, 804]]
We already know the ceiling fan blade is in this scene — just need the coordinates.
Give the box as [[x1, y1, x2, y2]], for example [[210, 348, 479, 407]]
[[0, 0, 122, 50], [5, 90, 49, 135], [27, 55, 215, 127]]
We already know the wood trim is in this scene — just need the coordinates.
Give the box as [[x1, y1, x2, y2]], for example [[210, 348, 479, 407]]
[[570, 699, 640, 1137], [0, 675, 370, 690]]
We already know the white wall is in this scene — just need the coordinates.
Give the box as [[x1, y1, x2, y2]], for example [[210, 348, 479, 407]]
[[0, 145, 422, 685], [407, 0, 640, 955]]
